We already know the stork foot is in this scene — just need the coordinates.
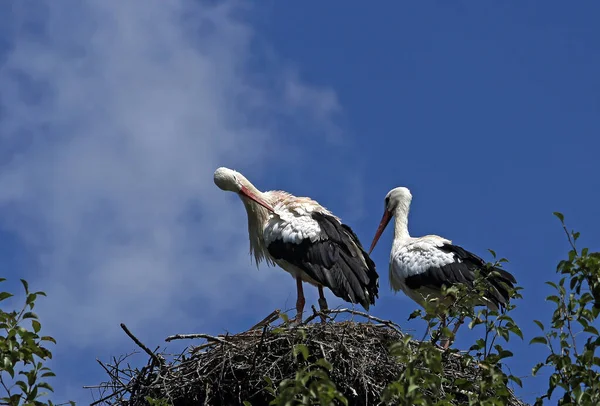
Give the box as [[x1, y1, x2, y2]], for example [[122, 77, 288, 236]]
[[317, 286, 329, 324], [294, 311, 304, 325], [440, 337, 452, 349], [318, 298, 329, 323]]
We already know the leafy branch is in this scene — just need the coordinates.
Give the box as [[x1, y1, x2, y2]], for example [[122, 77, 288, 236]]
[[0, 279, 62, 406], [530, 213, 600, 405]]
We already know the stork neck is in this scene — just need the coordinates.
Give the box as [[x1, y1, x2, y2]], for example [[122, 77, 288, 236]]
[[240, 188, 272, 266], [392, 203, 411, 244]]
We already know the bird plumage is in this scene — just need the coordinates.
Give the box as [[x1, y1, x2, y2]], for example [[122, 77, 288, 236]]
[[390, 235, 516, 311], [267, 210, 378, 309], [214, 167, 379, 320], [370, 186, 516, 312]]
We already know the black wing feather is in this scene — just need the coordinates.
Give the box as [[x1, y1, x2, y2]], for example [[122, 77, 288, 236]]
[[267, 212, 379, 310], [404, 243, 517, 311]]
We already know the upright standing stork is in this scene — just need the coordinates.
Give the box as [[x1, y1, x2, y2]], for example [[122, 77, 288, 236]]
[[368, 187, 516, 347], [214, 167, 379, 322]]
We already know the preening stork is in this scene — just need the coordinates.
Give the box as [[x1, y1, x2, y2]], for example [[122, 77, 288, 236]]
[[369, 187, 517, 347], [214, 167, 379, 322]]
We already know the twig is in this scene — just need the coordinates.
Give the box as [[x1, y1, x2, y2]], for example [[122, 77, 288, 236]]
[[324, 308, 404, 332], [89, 387, 126, 406], [246, 325, 268, 381], [248, 309, 281, 331], [302, 305, 332, 325], [96, 359, 128, 390], [165, 333, 239, 347], [120, 323, 164, 366]]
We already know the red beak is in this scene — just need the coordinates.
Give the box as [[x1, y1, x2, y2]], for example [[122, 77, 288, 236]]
[[240, 186, 275, 212], [369, 210, 392, 255]]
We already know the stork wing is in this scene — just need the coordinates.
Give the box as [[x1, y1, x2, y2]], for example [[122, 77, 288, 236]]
[[403, 242, 516, 310], [266, 211, 379, 309]]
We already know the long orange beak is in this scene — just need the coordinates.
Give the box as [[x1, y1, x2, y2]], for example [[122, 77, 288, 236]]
[[369, 210, 392, 254], [240, 186, 275, 212]]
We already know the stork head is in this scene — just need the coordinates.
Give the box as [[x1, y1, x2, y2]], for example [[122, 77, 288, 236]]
[[369, 187, 413, 254], [213, 167, 275, 212]]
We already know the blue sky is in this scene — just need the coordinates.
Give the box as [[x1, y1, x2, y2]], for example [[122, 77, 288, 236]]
[[1, 1, 599, 404]]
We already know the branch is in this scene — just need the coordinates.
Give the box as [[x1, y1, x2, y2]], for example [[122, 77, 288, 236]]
[[248, 309, 281, 331], [324, 308, 404, 332], [165, 333, 239, 347], [302, 305, 333, 325], [90, 387, 126, 406], [120, 323, 163, 366]]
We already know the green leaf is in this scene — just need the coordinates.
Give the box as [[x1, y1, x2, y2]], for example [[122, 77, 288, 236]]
[[570, 277, 578, 290], [509, 375, 523, 387], [533, 320, 545, 330], [37, 382, 54, 392], [15, 380, 28, 393], [532, 362, 545, 376], [293, 344, 309, 361], [530, 336, 548, 345], [553, 212, 564, 222], [41, 336, 57, 344], [509, 325, 524, 340], [41, 371, 56, 378], [32, 320, 41, 333], [20, 279, 29, 294], [0, 292, 13, 301], [26, 293, 37, 306]]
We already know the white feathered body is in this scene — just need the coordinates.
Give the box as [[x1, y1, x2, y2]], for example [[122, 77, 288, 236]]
[[389, 235, 456, 305], [263, 191, 337, 285], [240, 190, 379, 308]]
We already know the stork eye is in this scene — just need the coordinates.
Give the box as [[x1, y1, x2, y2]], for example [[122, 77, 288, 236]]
[[385, 196, 390, 206]]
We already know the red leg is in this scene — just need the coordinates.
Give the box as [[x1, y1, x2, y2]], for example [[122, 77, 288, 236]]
[[452, 315, 465, 335], [318, 285, 329, 323], [438, 314, 449, 348], [442, 315, 465, 349], [295, 278, 305, 323]]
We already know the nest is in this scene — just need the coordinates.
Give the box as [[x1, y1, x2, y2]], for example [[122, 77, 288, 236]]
[[92, 308, 528, 406]]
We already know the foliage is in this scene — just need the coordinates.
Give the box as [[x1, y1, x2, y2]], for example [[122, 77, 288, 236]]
[[530, 213, 600, 405], [265, 327, 347, 406], [144, 397, 171, 406], [0, 278, 59, 406], [381, 256, 524, 405]]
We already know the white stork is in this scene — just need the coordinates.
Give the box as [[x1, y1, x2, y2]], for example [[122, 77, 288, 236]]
[[213, 167, 379, 323], [368, 187, 516, 346]]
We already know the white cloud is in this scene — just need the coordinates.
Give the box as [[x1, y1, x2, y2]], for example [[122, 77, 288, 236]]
[[0, 0, 342, 350]]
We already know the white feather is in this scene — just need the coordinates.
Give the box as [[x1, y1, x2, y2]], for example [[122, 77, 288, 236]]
[[264, 202, 323, 245], [389, 235, 456, 293]]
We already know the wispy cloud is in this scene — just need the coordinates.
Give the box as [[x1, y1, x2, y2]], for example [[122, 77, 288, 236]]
[[0, 0, 343, 360]]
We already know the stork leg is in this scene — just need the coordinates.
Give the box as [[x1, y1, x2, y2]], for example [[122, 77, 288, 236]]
[[437, 314, 449, 348], [317, 285, 329, 324], [451, 315, 465, 335], [441, 315, 465, 349], [295, 277, 305, 323]]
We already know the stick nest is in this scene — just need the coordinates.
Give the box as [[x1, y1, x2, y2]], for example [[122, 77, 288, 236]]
[[93, 308, 527, 406]]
